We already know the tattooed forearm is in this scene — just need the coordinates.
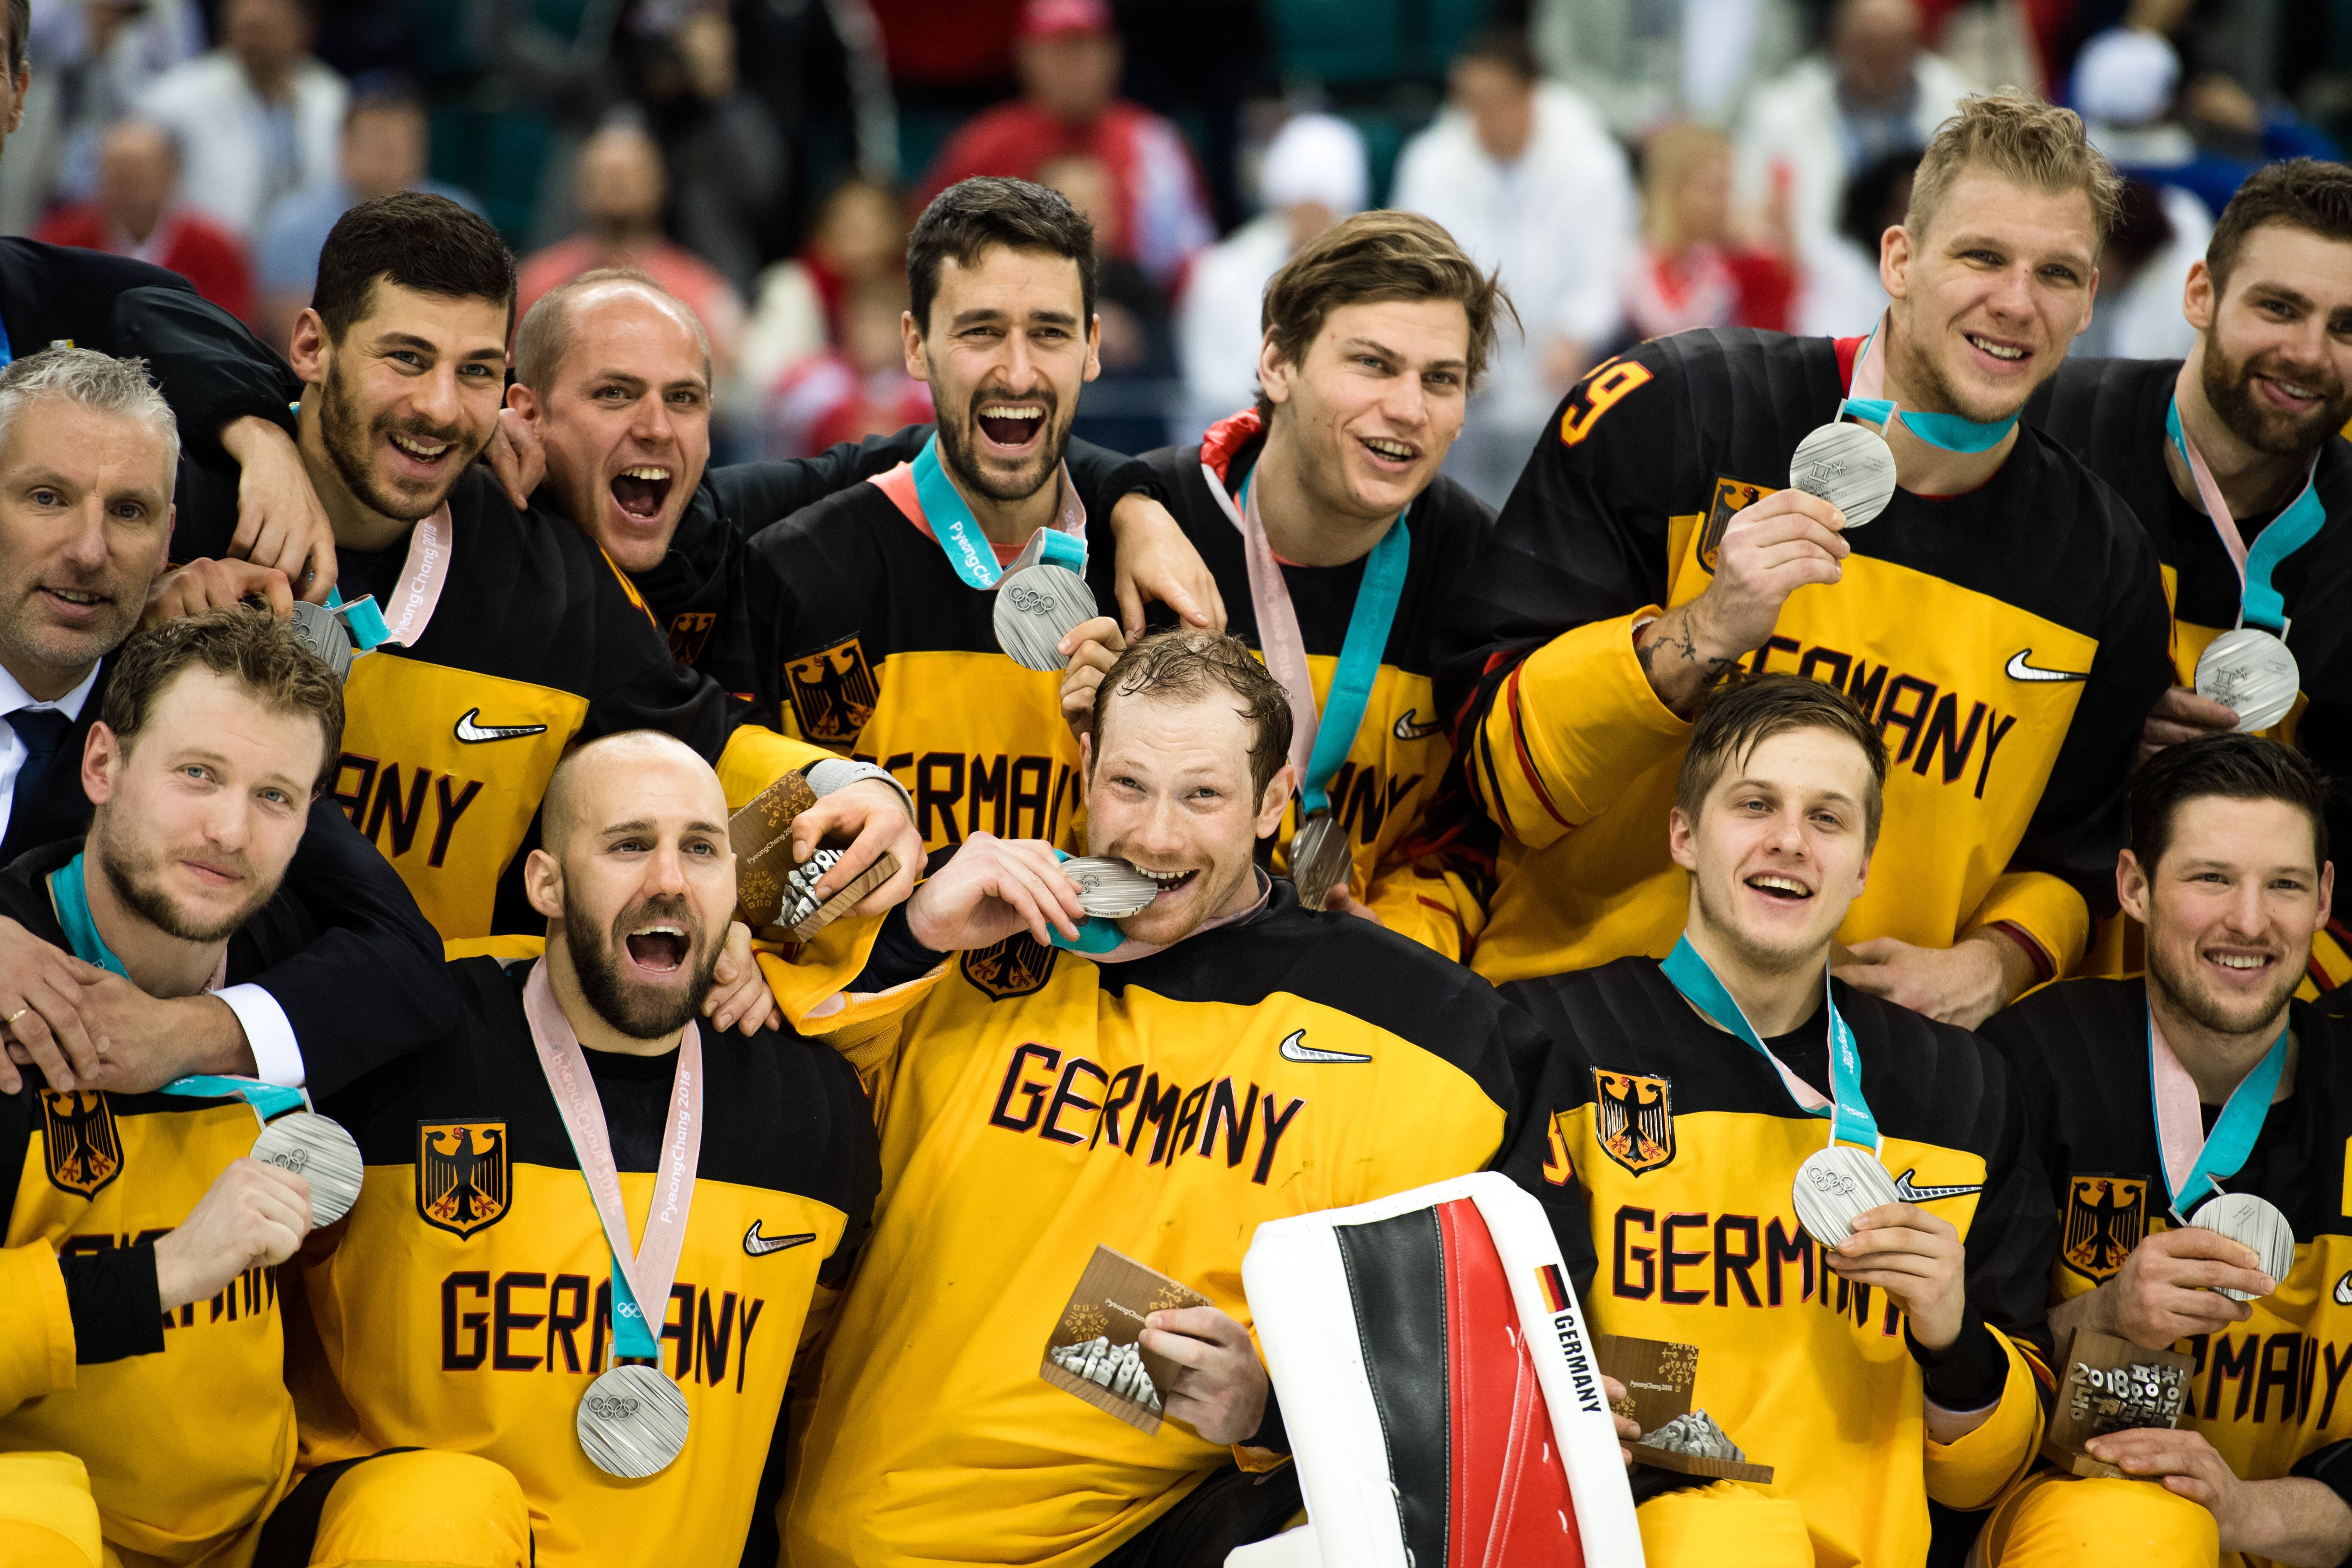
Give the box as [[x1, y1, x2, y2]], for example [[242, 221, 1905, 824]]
[[1635, 605, 1739, 713]]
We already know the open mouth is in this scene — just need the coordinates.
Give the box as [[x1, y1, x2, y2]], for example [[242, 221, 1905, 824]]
[[975, 401, 1046, 449], [1964, 332, 2029, 367], [1132, 864, 1198, 898], [610, 465, 674, 522], [2203, 948, 2277, 976], [38, 585, 105, 617], [1357, 434, 1417, 469], [623, 922, 690, 974], [2253, 374, 2326, 413], [1745, 873, 1813, 905]]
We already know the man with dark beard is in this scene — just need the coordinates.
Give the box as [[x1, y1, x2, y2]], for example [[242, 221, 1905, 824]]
[[1974, 735, 2352, 1568], [275, 730, 879, 1568], [741, 178, 1145, 858], [2027, 159, 2352, 995], [162, 193, 920, 950]]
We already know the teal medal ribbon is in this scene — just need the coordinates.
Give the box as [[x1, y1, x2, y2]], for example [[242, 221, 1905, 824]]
[[2164, 397, 2324, 636], [46, 853, 307, 1121], [1660, 934, 1879, 1151], [1842, 318, 2019, 455], [324, 586, 392, 652], [2147, 1005, 2289, 1221], [1046, 848, 1132, 955], [1235, 470, 1412, 816], [911, 433, 1086, 589], [608, 1252, 660, 1357]]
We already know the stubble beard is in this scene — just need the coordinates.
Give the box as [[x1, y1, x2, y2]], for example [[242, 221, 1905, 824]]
[[95, 819, 268, 945]]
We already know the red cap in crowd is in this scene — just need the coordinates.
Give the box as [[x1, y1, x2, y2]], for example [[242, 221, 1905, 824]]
[[1019, 0, 1113, 41]]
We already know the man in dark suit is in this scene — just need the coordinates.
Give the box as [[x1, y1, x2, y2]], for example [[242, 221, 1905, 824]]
[[0, 345, 452, 1103]]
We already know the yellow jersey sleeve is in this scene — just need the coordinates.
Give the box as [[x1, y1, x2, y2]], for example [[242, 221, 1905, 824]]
[[1926, 1329, 2049, 1510], [1964, 871, 2091, 980], [0, 1242, 75, 1414]]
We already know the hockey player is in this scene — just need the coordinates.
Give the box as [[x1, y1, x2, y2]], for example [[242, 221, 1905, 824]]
[[277, 730, 878, 1567], [1061, 211, 1506, 958], [159, 194, 917, 944], [778, 628, 1530, 1566], [1976, 735, 2352, 1567], [1498, 673, 2059, 1565], [0, 608, 439, 1566], [2027, 159, 2352, 993], [1438, 92, 2171, 1025]]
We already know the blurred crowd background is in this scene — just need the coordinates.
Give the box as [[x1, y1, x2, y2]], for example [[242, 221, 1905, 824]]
[[19, 0, 2349, 503]]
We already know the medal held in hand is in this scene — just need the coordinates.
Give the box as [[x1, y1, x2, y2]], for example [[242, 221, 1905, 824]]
[[286, 600, 355, 682], [1791, 1143, 1904, 1251], [1060, 857, 1160, 919], [2188, 1191, 2295, 1301], [1788, 421, 1898, 528], [2195, 628, 2300, 734], [1288, 810, 1353, 912], [993, 563, 1100, 673], [249, 1111, 365, 1227], [576, 1361, 692, 1478]]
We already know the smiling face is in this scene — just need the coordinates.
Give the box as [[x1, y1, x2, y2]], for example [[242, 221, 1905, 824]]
[[909, 242, 1099, 506], [1260, 297, 1469, 525], [1883, 168, 2100, 422], [296, 280, 508, 528], [1082, 690, 1289, 947], [2189, 224, 2352, 457], [2127, 795, 2331, 1039], [530, 734, 734, 1040], [0, 397, 175, 699], [83, 668, 322, 943], [522, 282, 711, 572], [1671, 726, 1877, 973]]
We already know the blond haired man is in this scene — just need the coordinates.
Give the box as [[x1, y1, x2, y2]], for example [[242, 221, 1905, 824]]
[[1438, 92, 2173, 1026]]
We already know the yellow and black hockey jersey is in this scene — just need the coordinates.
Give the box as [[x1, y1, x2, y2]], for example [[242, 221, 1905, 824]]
[[781, 881, 1527, 1567], [0, 850, 329, 1565], [742, 463, 1125, 858], [1980, 976, 2352, 1563], [294, 957, 877, 1568], [1498, 957, 2059, 1565], [1437, 329, 2174, 985], [1138, 411, 1496, 959], [173, 464, 828, 940], [2028, 359, 2352, 994]]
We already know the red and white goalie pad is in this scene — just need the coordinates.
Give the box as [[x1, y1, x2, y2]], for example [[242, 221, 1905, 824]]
[[1237, 1172, 1644, 1568]]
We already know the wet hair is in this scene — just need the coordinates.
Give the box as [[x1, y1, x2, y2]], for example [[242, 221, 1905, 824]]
[[100, 607, 344, 794], [1087, 629, 1294, 800], [907, 176, 1097, 336], [2128, 732, 2330, 872], [1676, 674, 1889, 849]]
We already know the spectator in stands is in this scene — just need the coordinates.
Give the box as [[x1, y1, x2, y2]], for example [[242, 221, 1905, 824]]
[[1733, 0, 1972, 255], [765, 276, 932, 460], [1177, 112, 1366, 445], [1530, 0, 1805, 137], [1040, 148, 1174, 455], [738, 179, 907, 412], [0, 0, 202, 232], [1394, 28, 1635, 507], [2070, 175, 2209, 360], [920, 0, 1214, 290], [1623, 122, 1797, 342], [634, 9, 785, 302], [517, 120, 747, 388], [35, 119, 254, 325], [141, 0, 346, 239], [1795, 148, 1913, 335], [252, 77, 485, 354]]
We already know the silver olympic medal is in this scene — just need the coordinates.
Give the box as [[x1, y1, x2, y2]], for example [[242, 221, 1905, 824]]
[[1061, 857, 1160, 918], [1791, 1144, 1904, 1250], [1288, 811, 1352, 913], [2194, 627, 2300, 733], [993, 562, 1100, 673], [576, 1362, 690, 1478], [2189, 1191, 2295, 1302], [286, 601, 354, 683], [1789, 421, 1898, 528], [249, 1111, 365, 1227]]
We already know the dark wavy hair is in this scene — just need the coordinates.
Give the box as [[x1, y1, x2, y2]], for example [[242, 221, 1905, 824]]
[[1087, 629, 1294, 800]]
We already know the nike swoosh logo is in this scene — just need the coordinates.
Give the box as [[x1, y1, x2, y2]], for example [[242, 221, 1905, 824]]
[[1392, 709, 1444, 742], [2004, 650, 2088, 684], [454, 708, 550, 743], [1892, 1168, 1985, 1204], [1277, 1028, 1371, 1065], [745, 1221, 816, 1257]]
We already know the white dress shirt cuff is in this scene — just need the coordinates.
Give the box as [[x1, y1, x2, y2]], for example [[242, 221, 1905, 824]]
[[215, 983, 305, 1088]]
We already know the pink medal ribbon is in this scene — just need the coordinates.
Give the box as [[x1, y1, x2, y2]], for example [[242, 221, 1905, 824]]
[[1203, 461, 1319, 783], [376, 504, 454, 647], [522, 960, 703, 1363]]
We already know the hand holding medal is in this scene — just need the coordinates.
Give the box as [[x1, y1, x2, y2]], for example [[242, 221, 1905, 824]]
[[2147, 1004, 2294, 1303]]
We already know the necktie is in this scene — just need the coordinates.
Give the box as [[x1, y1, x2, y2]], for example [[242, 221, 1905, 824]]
[[7, 708, 72, 800]]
